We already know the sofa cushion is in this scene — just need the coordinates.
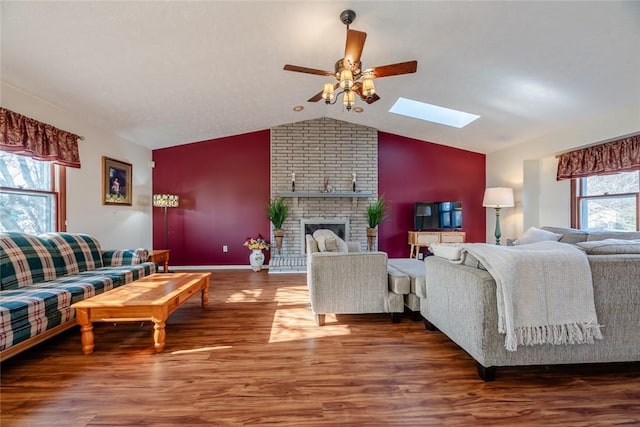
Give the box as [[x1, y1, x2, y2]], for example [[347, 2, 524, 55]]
[[586, 230, 640, 242], [386, 265, 411, 295], [102, 248, 150, 265], [0, 263, 155, 351], [312, 230, 348, 253], [576, 239, 640, 254], [541, 226, 589, 244], [0, 275, 116, 351], [388, 258, 426, 294], [513, 227, 562, 245], [0, 232, 63, 290], [40, 233, 104, 274]]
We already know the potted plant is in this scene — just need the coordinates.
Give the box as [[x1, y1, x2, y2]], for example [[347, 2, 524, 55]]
[[366, 196, 387, 251], [267, 197, 289, 255]]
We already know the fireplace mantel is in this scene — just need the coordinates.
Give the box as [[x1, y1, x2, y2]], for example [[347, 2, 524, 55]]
[[279, 191, 372, 207], [280, 191, 371, 198]]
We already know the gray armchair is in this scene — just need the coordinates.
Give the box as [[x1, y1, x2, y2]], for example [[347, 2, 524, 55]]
[[305, 233, 404, 326]]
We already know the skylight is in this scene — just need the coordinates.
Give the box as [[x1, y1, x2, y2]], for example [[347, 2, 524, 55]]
[[389, 97, 480, 128]]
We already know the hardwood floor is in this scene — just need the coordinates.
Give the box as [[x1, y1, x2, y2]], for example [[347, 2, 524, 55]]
[[1, 270, 639, 426]]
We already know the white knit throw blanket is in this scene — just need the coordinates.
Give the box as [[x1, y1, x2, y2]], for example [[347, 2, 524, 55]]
[[461, 241, 603, 351]]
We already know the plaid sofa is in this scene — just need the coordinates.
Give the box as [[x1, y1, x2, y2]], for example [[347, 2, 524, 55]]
[[0, 232, 156, 361]]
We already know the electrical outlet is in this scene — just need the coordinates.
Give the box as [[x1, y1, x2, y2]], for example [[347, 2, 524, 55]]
[[418, 252, 424, 260], [223, 245, 228, 253]]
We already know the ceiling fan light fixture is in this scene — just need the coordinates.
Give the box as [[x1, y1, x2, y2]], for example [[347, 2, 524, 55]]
[[339, 69, 354, 89], [362, 76, 376, 98], [343, 90, 355, 110], [322, 83, 335, 101], [283, 9, 418, 113]]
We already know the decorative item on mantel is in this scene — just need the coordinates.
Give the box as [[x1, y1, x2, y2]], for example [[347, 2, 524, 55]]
[[366, 196, 388, 251], [321, 177, 336, 193], [291, 172, 296, 192], [352, 173, 357, 192], [244, 234, 270, 272], [267, 197, 289, 255]]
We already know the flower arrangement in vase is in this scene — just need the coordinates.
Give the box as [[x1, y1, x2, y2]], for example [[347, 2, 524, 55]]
[[244, 234, 270, 272], [243, 234, 270, 251]]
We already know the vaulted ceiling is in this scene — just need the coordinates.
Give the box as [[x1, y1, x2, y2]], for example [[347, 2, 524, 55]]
[[2, 1, 639, 153]]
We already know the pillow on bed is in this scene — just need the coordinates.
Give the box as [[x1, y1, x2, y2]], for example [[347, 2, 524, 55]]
[[513, 227, 562, 246]]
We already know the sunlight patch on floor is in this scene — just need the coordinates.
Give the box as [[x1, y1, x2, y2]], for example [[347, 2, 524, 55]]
[[268, 286, 351, 343], [170, 345, 233, 355], [225, 288, 264, 303]]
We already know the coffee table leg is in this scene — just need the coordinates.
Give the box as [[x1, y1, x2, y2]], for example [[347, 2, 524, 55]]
[[201, 286, 209, 307], [200, 276, 210, 307], [153, 321, 166, 352], [76, 309, 95, 354]]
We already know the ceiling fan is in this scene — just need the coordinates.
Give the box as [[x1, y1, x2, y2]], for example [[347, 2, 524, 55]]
[[283, 9, 418, 111]]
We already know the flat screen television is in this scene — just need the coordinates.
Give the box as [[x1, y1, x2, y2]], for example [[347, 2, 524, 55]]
[[414, 201, 463, 230]]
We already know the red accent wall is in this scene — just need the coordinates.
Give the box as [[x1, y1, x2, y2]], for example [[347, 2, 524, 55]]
[[378, 131, 486, 258], [152, 128, 485, 265], [152, 130, 271, 266]]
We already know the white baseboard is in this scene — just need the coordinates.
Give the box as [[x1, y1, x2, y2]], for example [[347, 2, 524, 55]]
[[169, 265, 264, 271]]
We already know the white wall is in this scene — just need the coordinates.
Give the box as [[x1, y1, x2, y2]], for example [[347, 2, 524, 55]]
[[485, 103, 640, 243], [1, 82, 153, 249]]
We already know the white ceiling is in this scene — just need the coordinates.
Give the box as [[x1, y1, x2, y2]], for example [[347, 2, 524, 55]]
[[2, 1, 639, 153]]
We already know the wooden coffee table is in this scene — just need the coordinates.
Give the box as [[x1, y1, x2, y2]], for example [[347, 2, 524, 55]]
[[72, 272, 210, 354]]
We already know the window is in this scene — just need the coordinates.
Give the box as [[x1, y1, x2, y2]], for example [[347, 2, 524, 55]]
[[0, 152, 66, 233], [572, 170, 639, 231]]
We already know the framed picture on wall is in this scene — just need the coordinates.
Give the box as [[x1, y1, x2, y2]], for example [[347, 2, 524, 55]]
[[102, 156, 132, 206]]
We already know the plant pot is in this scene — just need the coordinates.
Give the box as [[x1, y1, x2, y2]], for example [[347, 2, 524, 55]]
[[366, 227, 377, 251], [249, 249, 265, 272], [274, 229, 284, 255]]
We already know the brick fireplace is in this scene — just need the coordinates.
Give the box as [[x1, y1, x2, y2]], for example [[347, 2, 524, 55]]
[[270, 117, 378, 256]]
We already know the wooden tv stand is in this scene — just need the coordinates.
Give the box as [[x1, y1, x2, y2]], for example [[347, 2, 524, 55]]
[[408, 231, 466, 258]]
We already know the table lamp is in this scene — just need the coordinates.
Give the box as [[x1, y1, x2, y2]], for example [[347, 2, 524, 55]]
[[482, 187, 514, 245]]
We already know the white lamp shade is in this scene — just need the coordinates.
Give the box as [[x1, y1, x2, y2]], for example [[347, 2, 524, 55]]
[[322, 83, 335, 100], [153, 194, 179, 208], [343, 90, 355, 107], [482, 187, 514, 208], [339, 69, 354, 89]]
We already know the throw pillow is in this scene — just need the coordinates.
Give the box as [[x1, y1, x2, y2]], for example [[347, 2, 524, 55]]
[[513, 227, 563, 246], [324, 238, 340, 252], [430, 243, 464, 261], [313, 229, 349, 253]]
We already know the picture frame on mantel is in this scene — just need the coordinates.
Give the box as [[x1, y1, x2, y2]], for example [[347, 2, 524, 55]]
[[102, 156, 132, 206]]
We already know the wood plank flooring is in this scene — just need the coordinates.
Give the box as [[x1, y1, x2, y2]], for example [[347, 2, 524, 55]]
[[1, 270, 639, 426]]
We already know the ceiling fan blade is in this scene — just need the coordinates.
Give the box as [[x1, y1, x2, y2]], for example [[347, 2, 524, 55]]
[[307, 90, 324, 102], [343, 30, 367, 70], [284, 64, 334, 77], [369, 60, 418, 78]]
